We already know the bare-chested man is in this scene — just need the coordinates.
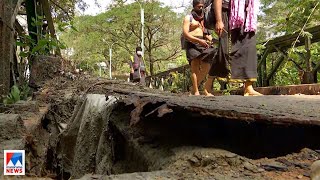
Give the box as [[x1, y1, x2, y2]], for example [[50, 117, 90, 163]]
[[183, 0, 216, 96]]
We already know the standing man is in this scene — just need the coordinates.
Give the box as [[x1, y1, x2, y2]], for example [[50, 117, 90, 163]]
[[209, 0, 262, 96], [131, 47, 146, 85], [183, 0, 216, 96]]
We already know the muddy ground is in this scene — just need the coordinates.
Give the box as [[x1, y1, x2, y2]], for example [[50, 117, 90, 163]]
[[1, 75, 320, 179]]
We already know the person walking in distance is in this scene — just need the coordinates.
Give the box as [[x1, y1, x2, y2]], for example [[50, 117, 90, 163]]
[[131, 47, 146, 85]]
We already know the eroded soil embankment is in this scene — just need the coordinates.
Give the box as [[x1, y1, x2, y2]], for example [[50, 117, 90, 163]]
[[41, 94, 320, 179], [4, 77, 319, 180]]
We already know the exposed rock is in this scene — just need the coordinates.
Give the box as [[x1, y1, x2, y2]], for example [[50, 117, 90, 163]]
[[188, 157, 201, 167], [261, 161, 288, 172], [6, 101, 39, 114], [244, 161, 260, 173], [0, 114, 25, 140], [311, 160, 320, 180], [201, 155, 215, 167], [0, 114, 26, 176], [29, 55, 63, 86], [297, 174, 304, 179]]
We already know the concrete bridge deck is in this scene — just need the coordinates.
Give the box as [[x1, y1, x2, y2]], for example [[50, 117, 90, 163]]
[[103, 83, 320, 126]]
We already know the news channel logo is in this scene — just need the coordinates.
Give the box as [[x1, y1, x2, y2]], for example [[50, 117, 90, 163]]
[[3, 150, 25, 175]]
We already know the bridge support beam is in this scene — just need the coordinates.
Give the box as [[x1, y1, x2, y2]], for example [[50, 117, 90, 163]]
[[257, 48, 271, 87], [302, 36, 314, 84]]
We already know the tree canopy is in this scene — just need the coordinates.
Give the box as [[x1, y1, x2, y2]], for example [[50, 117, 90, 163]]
[[259, 0, 320, 38], [60, 0, 186, 76], [258, 0, 320, 86], [19, 0, 319, 85]]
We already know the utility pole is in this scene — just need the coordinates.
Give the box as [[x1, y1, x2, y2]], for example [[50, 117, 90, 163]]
[[109, 42, 117, 79], [141, 7, 144, 57], [137, 1, 144, 57], [109, 47, 112, 79]]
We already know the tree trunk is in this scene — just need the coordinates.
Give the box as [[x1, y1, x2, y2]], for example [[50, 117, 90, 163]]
[[26, 0, 39, 87], [40, 0, 61, 56], [0, 0, 7, 96], [0, 0, 18, 96], [148, 51, 154, 76], [26, 0, 38, 50]]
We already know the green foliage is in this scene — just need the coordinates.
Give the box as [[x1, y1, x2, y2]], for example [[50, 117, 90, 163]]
[[50, 0, 89, 21], [162, 71, 191, 93], [17, 17, 67, 58], [274, 62, 301, 85], [57, 20, 78, 33], [17, 34, 66, 58], [256, 44, 266, 55], [257, 0, 320, 86], [3, 83, 31, 105], [31, 16, 45, 26], [259, 0, 319, 37], [222, 90, 231, 96], [19, 83, 31, 101], [3, 85, 21, 105], [60, 1, 183, 76]]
